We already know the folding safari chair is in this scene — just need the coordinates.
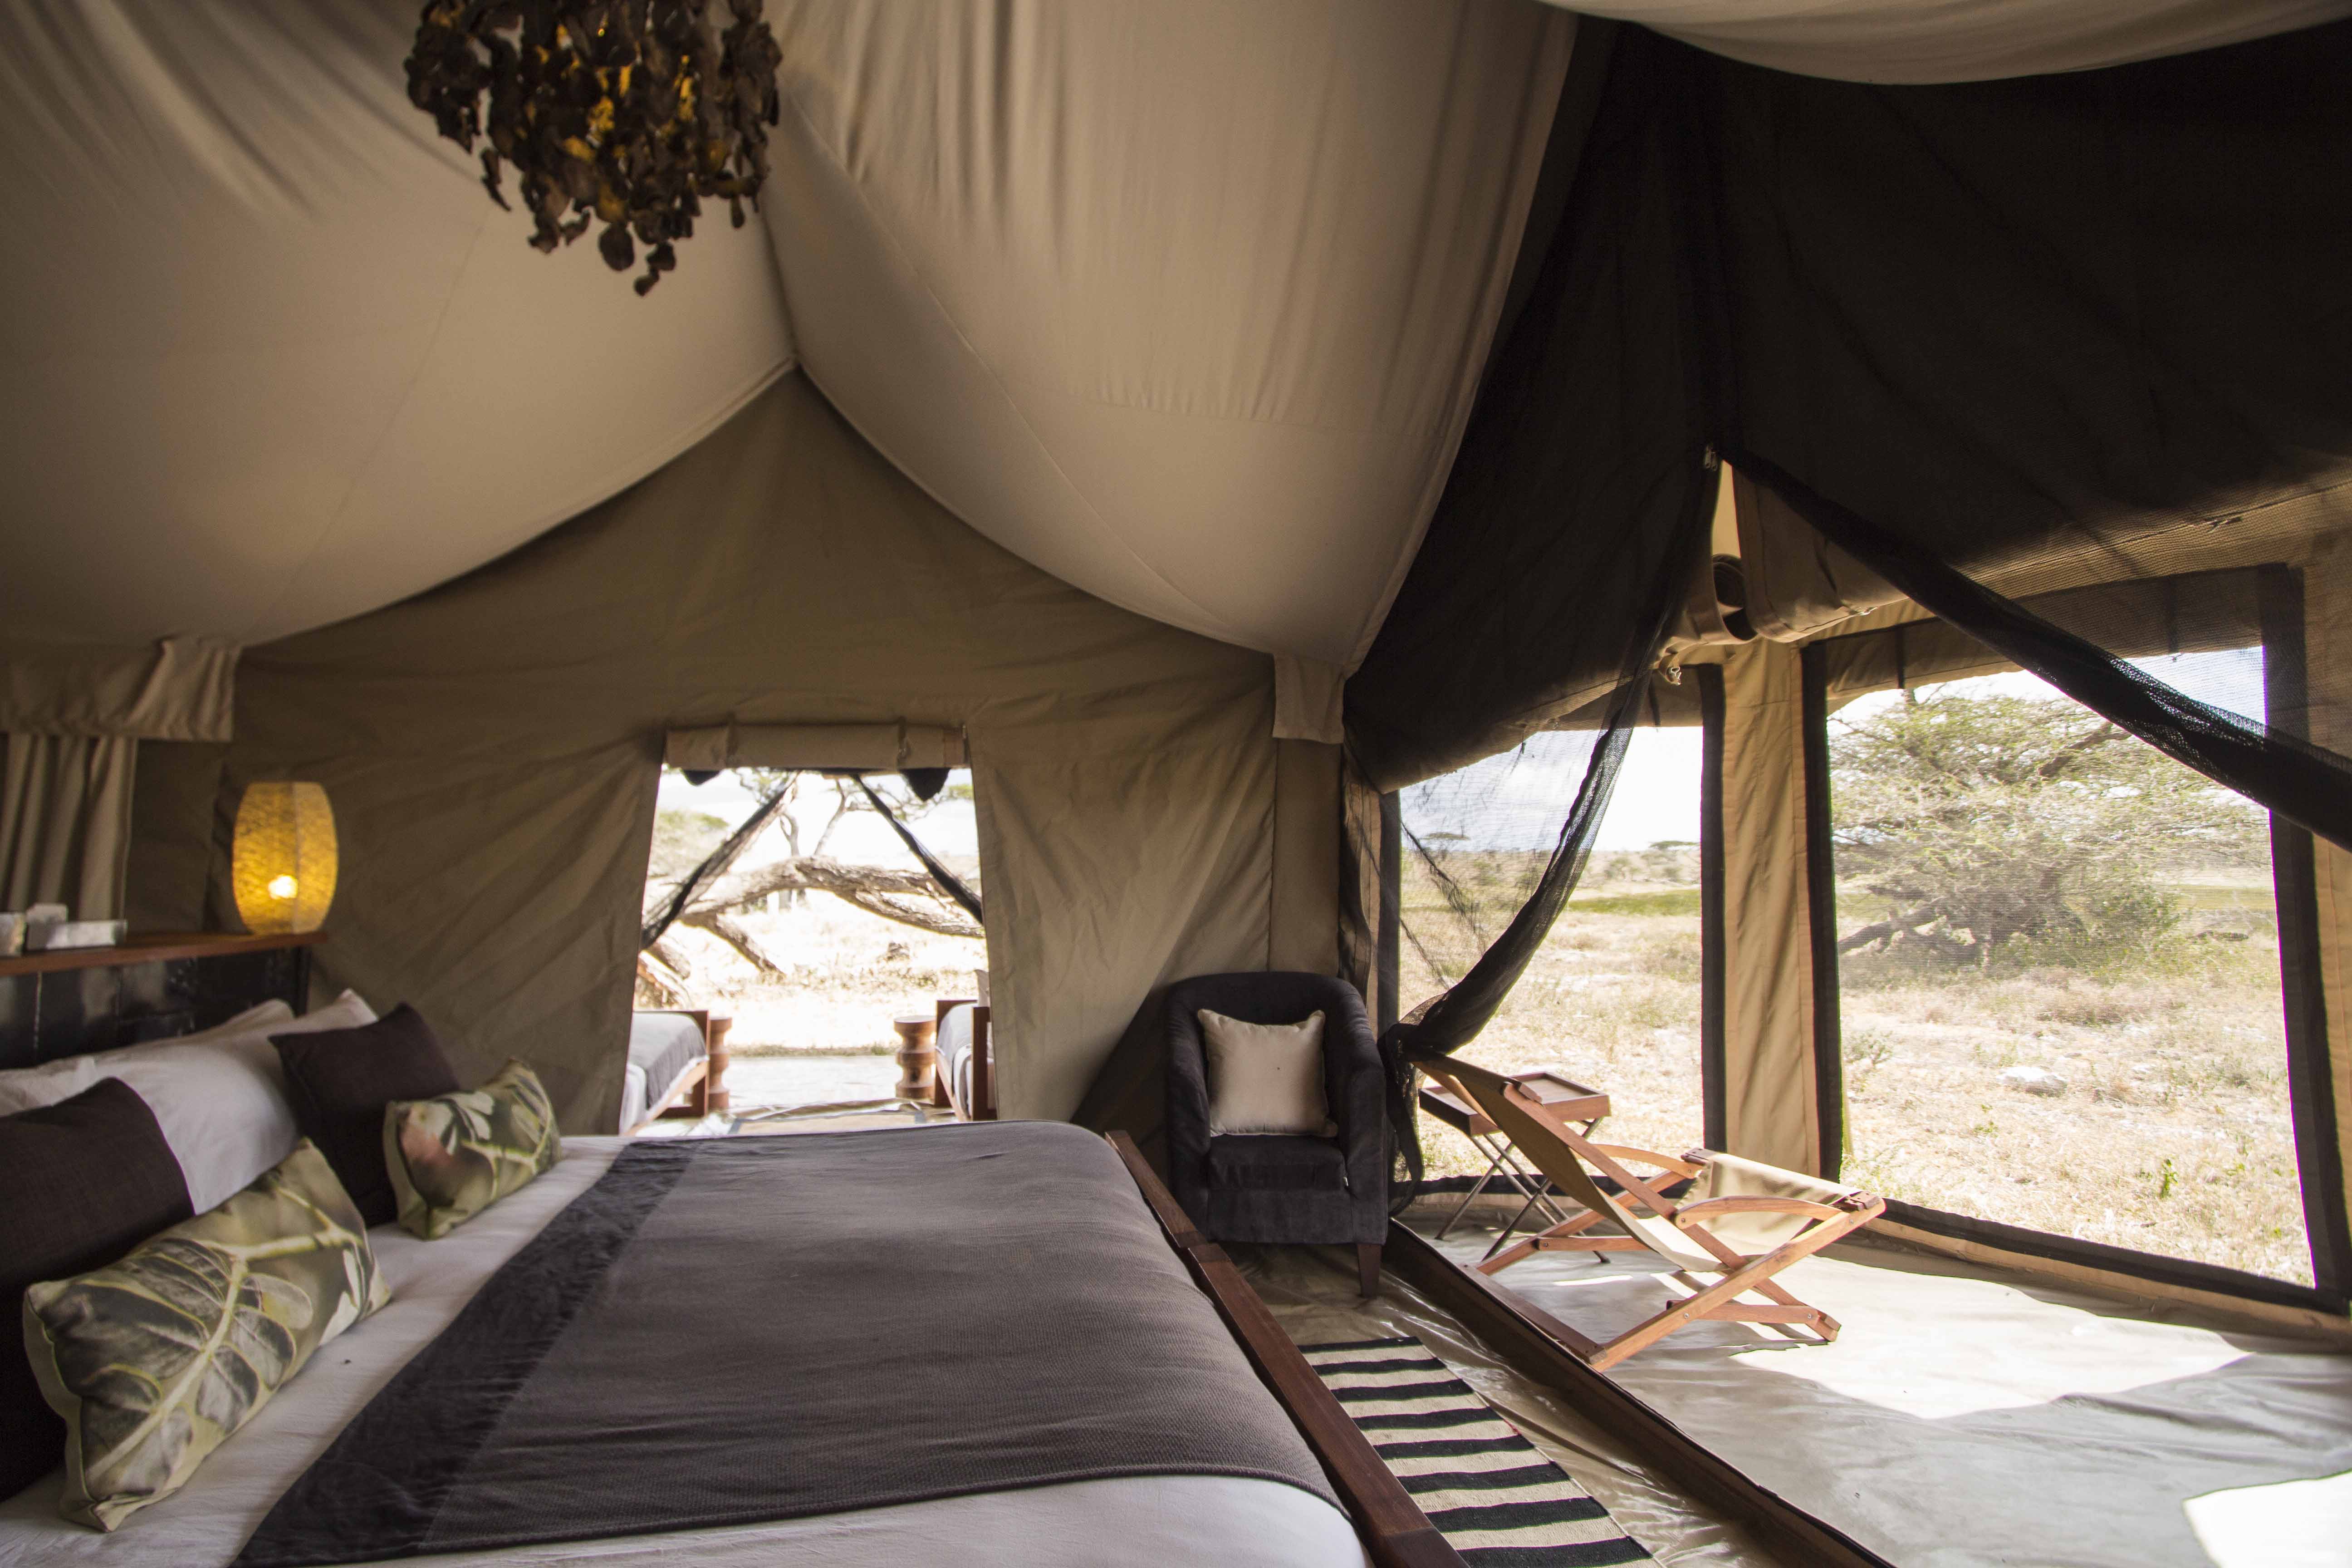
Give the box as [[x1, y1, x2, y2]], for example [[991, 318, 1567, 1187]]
[[1431, 1056, 1885, 1370]]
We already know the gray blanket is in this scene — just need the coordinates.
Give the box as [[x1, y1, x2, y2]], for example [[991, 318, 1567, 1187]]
[[235, 1122, 1334, 1566]]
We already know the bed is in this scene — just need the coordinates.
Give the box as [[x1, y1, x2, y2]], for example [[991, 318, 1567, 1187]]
[[931, 995, 994, 1119], [4, 1130, 1378, 1567], [616, 1008, 729, 1132], [4, 977, 1448, 1568]]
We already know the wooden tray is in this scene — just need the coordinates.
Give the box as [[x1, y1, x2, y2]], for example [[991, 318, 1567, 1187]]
[[1509, 1068, 1609, 1122]]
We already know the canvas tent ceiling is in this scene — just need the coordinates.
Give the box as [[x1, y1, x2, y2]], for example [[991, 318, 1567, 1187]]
[[0, 0, 1575, 720], [758, 0, 1572, 680], [0, 1, 795, 650], [15, 1, 2341, 672]]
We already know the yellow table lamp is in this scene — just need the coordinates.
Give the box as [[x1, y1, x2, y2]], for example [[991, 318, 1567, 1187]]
[[231, 782, 338, 935]]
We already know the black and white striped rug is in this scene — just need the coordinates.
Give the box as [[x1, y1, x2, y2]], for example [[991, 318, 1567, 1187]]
[[1300, 1336, 1653, 1566]]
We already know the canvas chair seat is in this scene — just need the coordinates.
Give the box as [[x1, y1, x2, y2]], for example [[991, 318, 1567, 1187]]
[[1679, 1153, 1867, 1260]]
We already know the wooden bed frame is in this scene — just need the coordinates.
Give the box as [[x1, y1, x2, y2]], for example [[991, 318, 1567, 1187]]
[[1107, 1132, 1462, 1568], [628, 1009, 733, 1132], [931, 996, 995, 1120], [1109, 1133, 1896, 1568]]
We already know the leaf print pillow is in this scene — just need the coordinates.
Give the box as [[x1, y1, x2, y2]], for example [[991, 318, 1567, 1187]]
[[21, 1139, 389, 1530], [383, 1059, 561, 1240]]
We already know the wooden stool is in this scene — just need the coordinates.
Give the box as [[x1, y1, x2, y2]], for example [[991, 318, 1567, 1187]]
[[703, 1014, 733, 1113], [892, 1014, 938, 1102]]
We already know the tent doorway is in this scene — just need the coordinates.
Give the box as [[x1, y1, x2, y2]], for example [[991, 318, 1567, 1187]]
[[636, 765, 985, 1121]]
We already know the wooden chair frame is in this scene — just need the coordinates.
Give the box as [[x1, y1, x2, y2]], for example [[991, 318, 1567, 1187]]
[[1434, 1056, 1884, 1370]]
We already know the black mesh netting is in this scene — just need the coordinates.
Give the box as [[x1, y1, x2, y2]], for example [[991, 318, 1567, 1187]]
[[1367, 508, 1704, 1205], [1732, 449, 2352, 860], [1375, 706, 1639, 1209], [1333, 20, 2352, 1287]]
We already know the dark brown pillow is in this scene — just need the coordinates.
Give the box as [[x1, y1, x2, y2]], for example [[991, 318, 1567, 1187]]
[[0, 1077, 193, 1500], [274, 1004, 459, 1227]]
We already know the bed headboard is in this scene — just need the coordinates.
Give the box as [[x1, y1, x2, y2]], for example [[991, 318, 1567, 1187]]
[[0, 932, 320, 1069]]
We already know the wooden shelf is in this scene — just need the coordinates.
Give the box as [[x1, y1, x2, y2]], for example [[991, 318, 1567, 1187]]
[[0, 930, 324, 980]]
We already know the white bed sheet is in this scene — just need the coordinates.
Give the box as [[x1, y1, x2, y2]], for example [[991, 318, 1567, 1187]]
[[615, 1061, 648, 1133], [3, 1137, 1365, 1568]]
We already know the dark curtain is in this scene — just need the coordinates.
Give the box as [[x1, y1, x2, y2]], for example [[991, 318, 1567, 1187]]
[[1343, 18, 2352, 1200], [1343, 24, 1717, 1193], [1345, 23, 1715, 794], [1703, 17, 2352, 848], [1353, 18, 2352, 796]]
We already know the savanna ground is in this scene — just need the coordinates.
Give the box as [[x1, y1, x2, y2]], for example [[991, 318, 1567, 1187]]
[[1413, 853, 2312, 1286]]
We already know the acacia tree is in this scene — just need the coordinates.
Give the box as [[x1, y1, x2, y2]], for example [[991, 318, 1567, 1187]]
[[1828, 690, 2264, 967]]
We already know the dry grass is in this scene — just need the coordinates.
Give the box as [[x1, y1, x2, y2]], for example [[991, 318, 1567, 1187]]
[[1407, 875, 2314, 1288], [1837, 931, 2308, 1284], [1411, 892, 1711, 1181]]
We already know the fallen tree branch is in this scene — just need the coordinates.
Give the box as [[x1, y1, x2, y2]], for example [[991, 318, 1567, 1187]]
[[636, 950, 691, 1007], [681, 911, 792, 977], [840, 890, 984, 941], [648, 934, 696, 980], [1836, 902, 1943, 954], [704, 856, 946, 906], [691, 855, 983, 940]]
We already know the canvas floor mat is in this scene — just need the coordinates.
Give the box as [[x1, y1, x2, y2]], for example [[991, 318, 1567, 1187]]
[[1302, 1336, 1653, 1565], [1414, 1220, 2352, 1568]]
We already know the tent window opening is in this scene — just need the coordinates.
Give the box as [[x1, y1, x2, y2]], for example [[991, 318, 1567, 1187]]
[[1397, 717, 1709, 1176], [637, 763, 984, 1117], [1805, 604, 2332, 1293]]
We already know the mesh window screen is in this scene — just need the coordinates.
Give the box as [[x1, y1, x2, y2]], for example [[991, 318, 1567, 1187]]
[[1737, 449, 2352, 859], [1399, 723, 1707, 1180], [1808, 567, 2344, 1294]]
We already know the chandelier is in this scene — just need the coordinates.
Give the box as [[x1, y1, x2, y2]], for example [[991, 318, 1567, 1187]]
[[406, 1, 783, 295]]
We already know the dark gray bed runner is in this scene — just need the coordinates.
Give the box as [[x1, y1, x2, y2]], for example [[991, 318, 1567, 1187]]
[[234, 1122, 1334, 1566]]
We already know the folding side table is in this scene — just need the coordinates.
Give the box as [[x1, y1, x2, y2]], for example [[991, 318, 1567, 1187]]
[[1417, 1064, 1610, 1259]]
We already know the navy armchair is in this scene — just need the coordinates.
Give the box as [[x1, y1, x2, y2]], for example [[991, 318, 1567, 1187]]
[[1164, 972, 1389, 1294]]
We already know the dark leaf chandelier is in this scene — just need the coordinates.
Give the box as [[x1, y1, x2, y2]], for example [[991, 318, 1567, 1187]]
[[406, 1, 783, 295]]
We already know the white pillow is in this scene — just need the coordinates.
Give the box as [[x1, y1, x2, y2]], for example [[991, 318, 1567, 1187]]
[[0, 990, 377, 1211], [1200, 1008, 1336, 1137]]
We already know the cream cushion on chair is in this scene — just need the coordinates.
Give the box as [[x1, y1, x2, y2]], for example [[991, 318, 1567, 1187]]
[[1199, 1009, 1335, 1136], [1689, 1153, 1867, 1257]]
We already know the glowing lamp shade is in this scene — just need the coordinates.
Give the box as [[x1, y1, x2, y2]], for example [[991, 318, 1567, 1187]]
[[231, 783, 338, 935]]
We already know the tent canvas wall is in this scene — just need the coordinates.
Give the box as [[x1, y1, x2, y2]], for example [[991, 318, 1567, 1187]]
[[7, 0, 2352, 1327], [125, 373, 1339, 1136]]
